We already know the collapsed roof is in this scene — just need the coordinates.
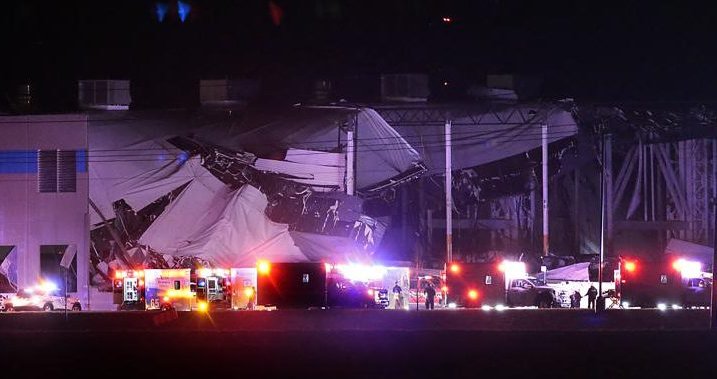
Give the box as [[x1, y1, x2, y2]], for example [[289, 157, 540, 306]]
[[87, 103, 580, 268]]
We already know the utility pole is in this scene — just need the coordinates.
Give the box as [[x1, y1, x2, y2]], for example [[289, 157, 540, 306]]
[[346, 129, 355, 196], [597, 133, 610, 313], [542, 123, 549, 256], [445, 119, 453, 264]]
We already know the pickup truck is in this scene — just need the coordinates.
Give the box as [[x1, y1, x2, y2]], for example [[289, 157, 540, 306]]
[[506, 277, 558, 308]]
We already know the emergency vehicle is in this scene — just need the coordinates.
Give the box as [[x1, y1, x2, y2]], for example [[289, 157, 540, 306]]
[[445, 261, 557, 309], [193, 268, 232, 310], [445, 262, 506, 308], [618, 255, 711, 308], [230, 268, 258, 310], [256, 261, 328, 308], [113, 269, 146, 310], [144, 269, 193, 311], [2, 281, 81, 312]]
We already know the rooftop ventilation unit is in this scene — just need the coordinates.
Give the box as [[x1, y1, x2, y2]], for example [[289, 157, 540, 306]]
[[78, 80, 131, 110], [380, 74, 429, 102], [200, 79, 259, 106]]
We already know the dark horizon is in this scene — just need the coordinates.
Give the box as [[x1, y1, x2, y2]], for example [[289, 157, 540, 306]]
[[2, 0, 717, 111]]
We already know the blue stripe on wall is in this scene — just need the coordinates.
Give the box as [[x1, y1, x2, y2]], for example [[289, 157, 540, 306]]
[[0, 149, 88, 174], [76, 150, 87, 173], [0, 150, 37, 174]]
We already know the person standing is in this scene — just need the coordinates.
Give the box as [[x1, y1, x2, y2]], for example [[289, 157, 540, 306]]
[[424, 283, 436, 310], [585, 285, 598, 310], [571, 290, 582, 308], [392, 281, 403, 309]]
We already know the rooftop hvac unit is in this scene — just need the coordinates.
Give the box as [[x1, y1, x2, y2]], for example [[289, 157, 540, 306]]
[[200, 79, 260, 106], [78, 80, 131, 110], [380, 74, 429, 102]]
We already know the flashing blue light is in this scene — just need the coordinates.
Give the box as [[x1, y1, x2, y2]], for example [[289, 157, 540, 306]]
[[177, 151, 189, 164], [155, 2, 169, 22], [177, 1, 191, 23]]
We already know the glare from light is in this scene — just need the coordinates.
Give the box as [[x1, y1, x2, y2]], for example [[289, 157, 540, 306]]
[[199, 268, 212, 278], [367, 289, 374, 296], [468, 290, 479, 300], [163, 296, 170, 302], [657, 303, 667, 311], [115, 271, 125, 279], [441, 286, 448, 293], [198, 301, 208, 312], [671, 304, 682, 310], [243, 287, 255, 298], [257, 261, 271, 275], [450, 264, 460, 274], [481, 305, 492, 311], [500, 261, 527, 280], [38, 281, 57, 293], [495, 304, 506, 311], [155, 3, 168, 23], [442, 16, 452, 23], [622, 301, 630, 308], [674, 259, 701, 278], [335, 264, 387, 282], [624, 261, 636, 272], [177, 1, 191, 23], [448, 302, 457, 309]]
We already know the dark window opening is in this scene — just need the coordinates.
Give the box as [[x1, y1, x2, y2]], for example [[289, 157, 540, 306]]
[[0, 246, 17, 292], [40, 245, 77, 293]]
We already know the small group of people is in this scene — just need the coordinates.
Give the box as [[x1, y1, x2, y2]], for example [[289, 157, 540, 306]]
[[391, 281, 438, 310], [569, 285, 599, 309]]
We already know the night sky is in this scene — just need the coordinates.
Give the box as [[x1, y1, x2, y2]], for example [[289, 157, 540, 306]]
[[2, 1, 716, 111]]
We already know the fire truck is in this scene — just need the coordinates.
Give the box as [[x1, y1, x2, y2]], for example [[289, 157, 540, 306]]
[[445, 261, 557, 309], [618, 255, 711, 309]]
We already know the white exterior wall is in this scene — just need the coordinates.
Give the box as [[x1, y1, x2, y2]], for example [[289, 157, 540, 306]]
[[0, 114, 90, 307]]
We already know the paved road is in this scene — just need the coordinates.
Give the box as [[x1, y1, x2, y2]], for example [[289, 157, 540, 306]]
[[1, 309, 715, 378]]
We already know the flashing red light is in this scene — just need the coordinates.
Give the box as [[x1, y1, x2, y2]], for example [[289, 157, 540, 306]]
[[468, 290, 479, 300], [114, 271, 124, 280], [624, 261, 636, 273], [450, 264, 460, 274], [138, 279, 145, 287]]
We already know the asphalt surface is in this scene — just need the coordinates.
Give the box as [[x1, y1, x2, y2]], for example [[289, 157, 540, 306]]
[[1, 309, 715, 378]]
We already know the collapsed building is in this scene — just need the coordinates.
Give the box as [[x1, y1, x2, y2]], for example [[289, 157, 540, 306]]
[[1, 98, 588, 307]]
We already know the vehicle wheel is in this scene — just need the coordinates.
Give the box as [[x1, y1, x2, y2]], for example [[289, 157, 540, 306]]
[[537, 297, 551, 309], [72, 303, 82, 311], [43, 303, 54, 311]]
